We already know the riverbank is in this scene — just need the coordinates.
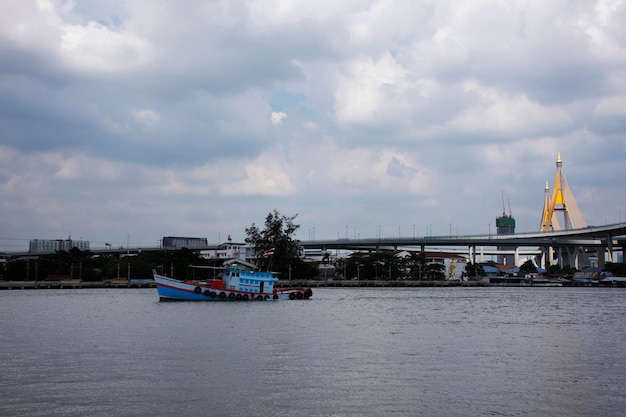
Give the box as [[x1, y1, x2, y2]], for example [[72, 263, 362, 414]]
[[0, 279, 155, 289], [0, 278, 488, 290], [281, 279, 487, 288]]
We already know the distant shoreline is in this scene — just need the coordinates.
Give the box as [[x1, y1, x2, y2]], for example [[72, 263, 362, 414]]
[[5, 279, 621, 290], [0, 279, 488, 290]]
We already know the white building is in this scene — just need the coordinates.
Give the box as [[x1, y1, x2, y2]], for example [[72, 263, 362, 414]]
[[201, 238, 255, 260], [29, 238, 90, 253]]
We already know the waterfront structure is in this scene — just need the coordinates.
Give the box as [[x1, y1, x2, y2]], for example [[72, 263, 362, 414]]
[[29, 237, 89, 253]]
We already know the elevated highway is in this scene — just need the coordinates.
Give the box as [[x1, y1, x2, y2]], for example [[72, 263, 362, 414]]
[[3, 223, 625, 268], [301, 223, 626, 268], [299, 222, 626, 268], [300, 222, 626, 250]]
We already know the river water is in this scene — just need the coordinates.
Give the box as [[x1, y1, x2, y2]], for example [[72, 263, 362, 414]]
[[1, 287, 625, 416]]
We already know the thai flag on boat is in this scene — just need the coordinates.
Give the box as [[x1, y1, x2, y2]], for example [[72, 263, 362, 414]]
[[263, 248, 275, 257]]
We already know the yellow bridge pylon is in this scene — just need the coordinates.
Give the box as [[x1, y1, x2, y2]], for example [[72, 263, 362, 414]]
[[539, 152, 586, 232]]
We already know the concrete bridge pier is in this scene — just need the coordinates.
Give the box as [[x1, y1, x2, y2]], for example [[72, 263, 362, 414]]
[[606, 233, 613, 263], [561, 246, 578, 269], [539, 247, 553, 270], [468, 245, 477, 270]]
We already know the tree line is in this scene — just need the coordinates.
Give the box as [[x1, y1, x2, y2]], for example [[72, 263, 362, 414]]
[[1, 247, 216, 282]]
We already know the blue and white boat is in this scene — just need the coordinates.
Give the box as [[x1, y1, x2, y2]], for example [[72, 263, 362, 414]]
[[152, 259, 313, 301]]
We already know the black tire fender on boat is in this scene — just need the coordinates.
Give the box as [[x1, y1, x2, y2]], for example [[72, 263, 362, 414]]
[[204, 289, 211, 296], [219, 292, 226, 299], [210, 291, 217, 298], [296, 292, 303, 299], [194, 287, 201, 294], [236, 293, 243, 300], [228, 293, 235, 299], [243, 294, 249, 300], [273, 294, 279, 300], [289, 293, 296, 300], [265, 295, 270, 300], [257, 295, 264, 300]]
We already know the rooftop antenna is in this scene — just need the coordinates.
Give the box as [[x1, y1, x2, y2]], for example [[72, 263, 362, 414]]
[[508, 198, 512, 217], [501, 190, 506, 217]]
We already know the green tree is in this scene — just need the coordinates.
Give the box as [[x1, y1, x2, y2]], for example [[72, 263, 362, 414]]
[[547, 263, 578, 278], [605, 262, 626, 277], [343, 252, 374, 280], [245, 210, 314, 279], [424, 262, 446, 280], [464, 262, 485, 279], [561, 265, 577, 277], [371, 251, 402, 280], [519, 260, 537, 275], [6, 260, 29, 280], [43, 247, 96, 280], [403, 252, 426, 280], [339, 251, 403, 280]]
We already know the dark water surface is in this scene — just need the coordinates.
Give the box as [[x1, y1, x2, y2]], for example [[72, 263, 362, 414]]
[[1, 287, 626, 416]]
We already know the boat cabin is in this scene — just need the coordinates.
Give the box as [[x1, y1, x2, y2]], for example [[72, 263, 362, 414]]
[[222, 259, 278, 294]]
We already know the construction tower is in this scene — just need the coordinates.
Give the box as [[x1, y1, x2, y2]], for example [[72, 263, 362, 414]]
[[539, 152, 586, 232], [496, 192, 516, 265]]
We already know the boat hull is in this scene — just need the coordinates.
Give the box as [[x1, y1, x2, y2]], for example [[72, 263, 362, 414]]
[[154, 274, 311, 301]]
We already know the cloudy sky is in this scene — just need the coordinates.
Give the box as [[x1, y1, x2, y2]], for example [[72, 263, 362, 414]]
[[1, 0, 625, 250]]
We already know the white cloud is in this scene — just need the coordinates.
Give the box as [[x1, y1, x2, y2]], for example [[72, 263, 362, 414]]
[[61, 21, 153, 74], [271, 111, 287, 125], [1, 1, 152, 76], [219, 153, 297, 196], [334, 53, 411, 126]]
